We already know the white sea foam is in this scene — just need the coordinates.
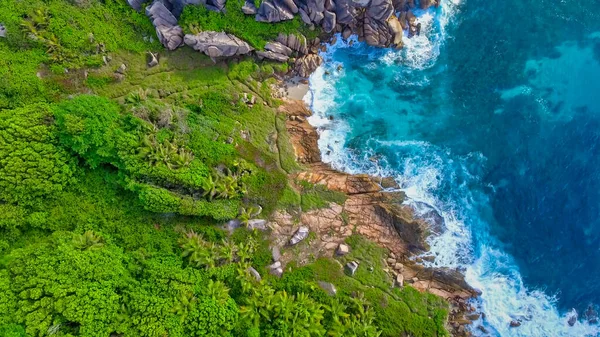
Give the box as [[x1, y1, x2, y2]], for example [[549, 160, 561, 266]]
[[305, 3, 600, 337]]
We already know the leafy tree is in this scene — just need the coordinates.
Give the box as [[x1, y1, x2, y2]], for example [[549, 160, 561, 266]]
[[4, 231, 131, 337], [53, 95, 125, 168], [0, 103, 75, 206]]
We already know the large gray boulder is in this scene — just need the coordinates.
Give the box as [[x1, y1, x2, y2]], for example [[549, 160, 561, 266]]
[[289, 226, 310, 245], [255, 0, 297, 22], [265, 41, 293, 56], [184, 32, 254, 58], [277, 33, 309, 55], [335, 0, 356, 25], [242, 0, 258, 14], [206, 0, 227, 11], [256, 50, 289, 62], [367, 0, 393, 21], [322, 10, 336, 33], [146, 1, 184, 50], [127, 0, 145, 11], [294, 54, 322, 77]]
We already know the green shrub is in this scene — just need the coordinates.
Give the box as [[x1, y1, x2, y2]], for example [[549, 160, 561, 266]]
[[53, 95, 124, 167], [0, 104, 76, 206]]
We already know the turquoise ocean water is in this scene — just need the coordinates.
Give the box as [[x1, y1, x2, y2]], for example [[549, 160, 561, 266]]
[[305, 0, 600, 335]]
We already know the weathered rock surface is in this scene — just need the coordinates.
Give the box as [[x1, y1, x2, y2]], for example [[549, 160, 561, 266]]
[[272, 246, 281, 261], [336, 243, 350, 256], [0, 23, 6, 38], [278, 99, 321, 164], [345, 261, 359, 275], [147, 52, 159, 67], [256, 50, 289, 62], [247, 219, 268, 230], [256, 0, 297, 22], [294, 54, 323, 78], [247, 266, 262, 281], [127, 0, 145, 11], [146, 1, 184, 50], [242, 0, 258, 14], [184, 32, 253, 58], [265, 41, 293, 56], [289, 226, 310, 245], [277, 33, 309, 55], [322, 10, 336, 33], [318, 281, 337, 295]]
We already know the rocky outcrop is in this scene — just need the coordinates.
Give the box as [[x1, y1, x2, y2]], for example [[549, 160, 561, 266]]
[[374, 203, 431, 252], [278, 99, 321, 163], [419, 0, 439, 9], [184, 32, 253, 58], [265, 41, 293, 56], [255, 0, 298, 22], [294, 54, 323, 77], [256, 50, 289, 62], [242, 0, 258, 14], [127, 0, 145, 11], [146, 1, 184, 50], [277, 33, 309, 55]]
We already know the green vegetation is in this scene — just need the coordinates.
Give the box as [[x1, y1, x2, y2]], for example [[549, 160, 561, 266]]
[[180, 0, 319, 49], [309, 235, 450, 337], [0, 0, 450, 336], [298, 180, 348, 211]]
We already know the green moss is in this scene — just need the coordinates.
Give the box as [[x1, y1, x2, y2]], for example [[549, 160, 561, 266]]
[[297, 180, 348, 211], [307, 235, 450, 337]]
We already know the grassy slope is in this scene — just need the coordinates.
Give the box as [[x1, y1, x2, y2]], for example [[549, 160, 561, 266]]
[[0, 0, 450, 336]]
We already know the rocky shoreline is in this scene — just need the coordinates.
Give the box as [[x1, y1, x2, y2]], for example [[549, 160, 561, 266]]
[[126, 0, 431, 78], [124, 0, 485, 333], [275, 97, 484, 336]]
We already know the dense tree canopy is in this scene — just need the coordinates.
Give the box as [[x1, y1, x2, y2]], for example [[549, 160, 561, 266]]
[[0, 104, 75, 206]]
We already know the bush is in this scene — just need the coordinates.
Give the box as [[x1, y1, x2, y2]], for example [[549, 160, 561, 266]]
[[0, 104, 76, 206], [4, 231, 132, 337], [53, 95, 124, 167]]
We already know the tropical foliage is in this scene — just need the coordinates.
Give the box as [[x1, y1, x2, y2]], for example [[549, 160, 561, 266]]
[[0, 0, 451, 336]]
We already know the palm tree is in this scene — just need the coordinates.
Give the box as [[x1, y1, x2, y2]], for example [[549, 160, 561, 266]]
[[205, 279, 230, 305], [201, 174, 218, 201], [219, 240, 237, 263], [172, 291, 197, 324], [73, 231, 104, 251]]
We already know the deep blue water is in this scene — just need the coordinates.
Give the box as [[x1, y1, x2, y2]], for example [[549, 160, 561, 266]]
[[306, 0, 600, 335]]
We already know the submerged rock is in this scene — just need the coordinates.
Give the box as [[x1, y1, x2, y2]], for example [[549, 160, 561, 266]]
[[568, 313, 577, 327]]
